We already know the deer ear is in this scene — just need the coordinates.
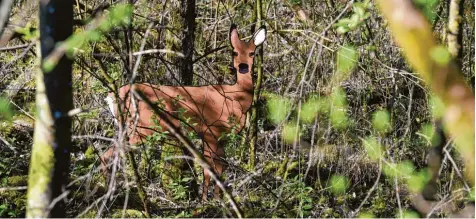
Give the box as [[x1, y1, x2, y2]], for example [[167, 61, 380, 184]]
[[229, 24, 240, 47], [252, 27, 266, 46]]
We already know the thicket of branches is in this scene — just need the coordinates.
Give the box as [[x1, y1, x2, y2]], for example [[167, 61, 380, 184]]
[[0, 0, 474, 218]]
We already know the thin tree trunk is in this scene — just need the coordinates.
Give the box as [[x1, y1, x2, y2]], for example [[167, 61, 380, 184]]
[[447, 0, 462, 59], [179, 0, 196, 85], [26, 0, 73, 217], [248, 0, 264, 169]]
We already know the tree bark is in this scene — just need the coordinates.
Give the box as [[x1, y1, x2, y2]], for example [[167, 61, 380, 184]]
[[248, 0, 264, 169], [26, 0, 73, 217], [179, 0, 196, 85], [447, 0, 462, 59]]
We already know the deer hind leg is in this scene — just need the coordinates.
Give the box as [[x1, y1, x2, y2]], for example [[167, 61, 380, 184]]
[[202, 136, 226, 201]]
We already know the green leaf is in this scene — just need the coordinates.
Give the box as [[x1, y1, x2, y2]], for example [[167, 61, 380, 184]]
[[401, 210, 420, 218], [336, 26, 350, 34], [0, 97, 13, 121], [430, 46, 452, 65], [417, 123, 435, 146], [359, 212, 374, 218], [429, 95, 445, 119], [282, 122, 300, 144], [330, 88, 348, 129], [353, 4, 366, 17], [300, 95, 328, 124], [329, 174, 350, 194], [414, 0, 440, 22], [408, 170, 430, 193], [267, 95, 292, 124], [336, 45, 358, 74], [362, 137, 383, 161], [372, 110, 391, 133]]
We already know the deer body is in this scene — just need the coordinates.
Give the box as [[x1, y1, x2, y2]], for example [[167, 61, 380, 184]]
[[102, 24, 266, 201]]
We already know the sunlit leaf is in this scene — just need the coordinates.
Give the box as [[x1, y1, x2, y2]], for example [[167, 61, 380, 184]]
[[359, 212, 375, 218], [430, 46, 451, 65], [407, 170, 430, 193], [329, 174, 350, 194], [414, 0, 440, 22], [417, 123, 434, 146], [372, 110, 391, 133], [336, 45, 358, 74], [362, 137, 383, 161], [330, 88, 348, 129], [282, 122, 300, 144], [267, 95, 292, 124], [429, 95, 445, 119], [300, 95, 328, 124], [0, 97, 13, 121]]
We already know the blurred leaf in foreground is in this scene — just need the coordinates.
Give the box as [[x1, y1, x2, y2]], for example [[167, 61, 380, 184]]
[[362, 137, 383, 161], [0, 97, 13, 121], [372, 110, 391, 133], [336, 45, 358, 78], [329, 174, 350, 195], [300, 95, 328, 124], [267, 95, 292, 125], [330, 87, 348, 129]]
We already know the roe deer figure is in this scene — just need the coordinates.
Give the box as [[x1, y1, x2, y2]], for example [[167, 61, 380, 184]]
[[101, 24, 266, 201]]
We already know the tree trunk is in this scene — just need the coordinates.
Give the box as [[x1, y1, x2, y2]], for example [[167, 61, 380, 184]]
[[179, 0, 196, 85], [248, 0, 264, 169], [447, 0, 462, 59], [26, 0, 73, 217]]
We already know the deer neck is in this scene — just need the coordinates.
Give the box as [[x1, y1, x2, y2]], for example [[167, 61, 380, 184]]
[[233, 71, 254, 112]]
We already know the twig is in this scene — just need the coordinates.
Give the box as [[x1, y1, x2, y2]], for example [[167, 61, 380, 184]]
[[0, 186, 27, 192], [132, 49, 184, 57], [350, 159, 382, 217], [0, 43, 29, 51]]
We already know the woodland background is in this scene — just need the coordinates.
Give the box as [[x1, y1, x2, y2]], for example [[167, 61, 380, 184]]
[[0, 0, 474, 218]]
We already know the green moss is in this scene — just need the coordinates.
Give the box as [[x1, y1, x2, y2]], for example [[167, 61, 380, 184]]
[[7, 175, 27, 186], [110, 209, 146, 218]]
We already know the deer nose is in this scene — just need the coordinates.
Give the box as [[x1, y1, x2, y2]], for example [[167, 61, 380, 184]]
[[238, 63, 249, 73]]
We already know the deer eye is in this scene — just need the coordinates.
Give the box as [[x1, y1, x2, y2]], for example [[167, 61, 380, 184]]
[[249, 52, 255, 57], [232, 51, 238, 56]]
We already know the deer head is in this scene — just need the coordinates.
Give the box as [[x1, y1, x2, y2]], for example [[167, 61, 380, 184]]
[[229, 24, 266, 89]]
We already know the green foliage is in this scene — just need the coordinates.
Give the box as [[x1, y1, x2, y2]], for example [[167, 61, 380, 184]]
[[334, 0, 372, 34], [166, 177, 193, 201], [372, 110, 391, 133], [429, 95, 445, 119], [417, 123, 435, 146], [330, 87, 349, 129], [300, 95, 328, 124], [296, 184, 313, 217], [413, 0, 440, 22], [383, 160, 415, 179], [358, 211, 375, 218], [329, 174, 350, 194], [282, 122, 300, 144], [15, 23, 38, 41], [0, 97, 13, 121], [267, 95, 292, 124], [43, 4, 133, 72], [400, 210, 420, 218], [362, 137, 383, 161], [336, 45, 358, 75], [430, 46, 452, 65], [407, 170, 430, 193], [0, 204, 20, 217]]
